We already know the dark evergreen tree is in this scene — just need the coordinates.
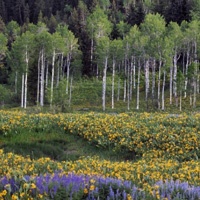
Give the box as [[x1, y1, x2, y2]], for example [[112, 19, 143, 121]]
[[126, 2, 145, 26], [0, 0, 7, 22], [48, 14, 57, 33], [89, 0, 99, 11], [34, 0, 45, 23], [153, 0, 168, 17], [0, 15, 6, 33], [68, 8, 80, 37], [166, 0, 191, 24], [77, 1, 89, 29], [24, 3, 30, 23], [15, 0, 25, 25]]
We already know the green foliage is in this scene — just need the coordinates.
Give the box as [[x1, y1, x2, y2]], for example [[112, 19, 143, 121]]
[[141, 13, 166, 58], [0, 32, 7, 56], [116, 21, 131, 38], [190, 0, 200, 20], [6, 21, 20, 39], [0, 16, 6, 33], [110, 39, 123, 63], [73, 77, 102, 106], [177, 69, 185, 91], [87, 7, 113, 39], [47, 78, 71, 112], [0, 85, 13, 105], [48, 14, 57, 33], [167, 21, 183, 50]]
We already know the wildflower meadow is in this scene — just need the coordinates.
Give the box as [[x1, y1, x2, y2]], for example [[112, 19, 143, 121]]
[[0, 110, 199, 199]]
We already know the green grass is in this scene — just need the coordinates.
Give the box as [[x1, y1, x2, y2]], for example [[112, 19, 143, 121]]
[[0, 131, 136, 162]]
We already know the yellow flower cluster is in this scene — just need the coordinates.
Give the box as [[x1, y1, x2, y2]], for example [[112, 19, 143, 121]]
[[0, 111, 199, 161], [0, 110, 200, 198], [0, 150, 199, 188]]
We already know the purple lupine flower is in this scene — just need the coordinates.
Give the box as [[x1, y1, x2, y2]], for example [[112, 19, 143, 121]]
[[123, 190, 127, 200], [109, 185, 115, 199], [95, 186, 98, 193], [116, 188, 120, 199]]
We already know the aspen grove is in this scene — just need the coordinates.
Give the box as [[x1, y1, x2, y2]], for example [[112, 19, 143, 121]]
[[1, 7, 200, 111]]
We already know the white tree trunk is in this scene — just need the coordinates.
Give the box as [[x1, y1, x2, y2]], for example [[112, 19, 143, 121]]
[[117, 64, 121, 101], [170, 64, 173, 104], [60, 53, 64, 80], [133, 57, 136, 89], [123, 80, 126, 102], [173, 52, 177, 96], [173, 52, 179, 107], [66, 54, 71, 95], [40, 49, 45, 107], [145, 59, 150, 111], [184, 49, 190, 98], [161, 69, 166, 111], [37, 53, 41, 106], [21, 73, 24, 108], [24, 71, 28, 109], [123, 58, 127, 102], [24, 48, 29, 109], [152, 58, 156, 105], [130, 56, 133, 100], [136, 60, 141, 110], [111, 58, 116, 109], [56, 55, 60, 87], [158, 58, 162, 109], [102, 56, 108, 111], [50, 50, 55, 106], [127, 59, 130, 111]]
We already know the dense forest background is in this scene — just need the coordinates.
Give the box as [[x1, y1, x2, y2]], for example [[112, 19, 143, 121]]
[[0, 0, 195, 76], [0, 0, 194, 25], [1, 0, 200, 112]]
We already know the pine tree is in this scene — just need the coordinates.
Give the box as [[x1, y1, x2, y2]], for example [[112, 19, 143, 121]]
[[127, 2, 145, 26], [48, 14, 57, 33], [0, 0, 7, 22], [69, 8, 80, 37], [77, 1, 89, 29], [15, 0, 24, 25], [34, 0, 45, 23], [38, 11, 44, 23], [24, 3, 30, 23], [166, 0, 191, 24], [0, 16, 6, 33]]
